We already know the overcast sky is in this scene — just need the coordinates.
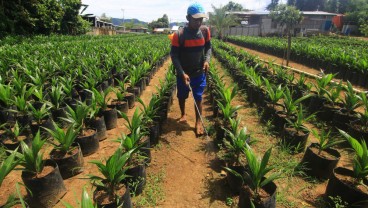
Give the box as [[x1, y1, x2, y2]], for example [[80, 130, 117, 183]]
[[81, 0, 272, 23]]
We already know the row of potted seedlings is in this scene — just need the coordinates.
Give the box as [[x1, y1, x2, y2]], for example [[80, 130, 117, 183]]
[[207, 65, 280, 207], [81, 65, 177, 207], [0, 40, 171, 207], [212, 39, 368, 207], [226, 35, 368, 88], [0, 39, 169, 149], [215, 39, 368, 146], [0, 61, 177, 207]]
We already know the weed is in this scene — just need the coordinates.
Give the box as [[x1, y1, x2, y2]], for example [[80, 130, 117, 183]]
[[271, 145, 304, 178], [133, 169, 165, 207], [206, 124, 216, 136], [277, 191, 298, 208], [0, 146, 6, 163], [225, 197, 233, 206], [262, 119, 275, 136], [154, 143, 163, 151], [329, 196, 349, 208]]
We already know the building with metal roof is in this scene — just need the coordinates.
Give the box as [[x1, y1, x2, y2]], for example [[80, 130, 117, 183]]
[[220, 10, 338, 37]]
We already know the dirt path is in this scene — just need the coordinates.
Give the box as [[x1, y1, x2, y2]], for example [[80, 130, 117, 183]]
[[227, 42, 368, 92], [145, 65, 231, 207]]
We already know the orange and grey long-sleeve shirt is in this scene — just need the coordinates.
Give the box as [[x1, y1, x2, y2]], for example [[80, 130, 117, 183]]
[[170, 26, 212, 78]]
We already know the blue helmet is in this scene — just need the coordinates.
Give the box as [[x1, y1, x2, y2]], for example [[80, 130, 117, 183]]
[[187, 2, 207, 18]]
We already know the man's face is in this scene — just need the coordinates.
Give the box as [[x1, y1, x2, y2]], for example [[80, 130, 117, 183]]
[[188, 16, 203, 30]]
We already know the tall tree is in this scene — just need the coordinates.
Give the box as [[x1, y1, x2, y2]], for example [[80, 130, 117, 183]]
[[59, 0, 90, 35], [34, 0, 64, 34], [100, 13, 112, 23], [287, 0, 296, 6], [298, 0, 326, 11], [209, 4, 237, 40], [0, 0, 64, 36], [270, 4, 303, 66], [148, 14, 169, 29], [223, 1, 243, 11], [0, 0, 89, 37], [267, 0, 280, 11]]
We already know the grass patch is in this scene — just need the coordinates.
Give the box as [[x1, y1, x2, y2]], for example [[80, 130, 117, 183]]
[[0, 146, 6, 163], [133, 169, 166, 207]]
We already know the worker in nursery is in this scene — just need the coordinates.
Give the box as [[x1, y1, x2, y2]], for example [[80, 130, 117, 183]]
[[170, 2, 212, 136]]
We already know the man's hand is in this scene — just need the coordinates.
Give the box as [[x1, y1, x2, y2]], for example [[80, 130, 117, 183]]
[[203, 61, 210, 73], [182, 73, 190, 86]]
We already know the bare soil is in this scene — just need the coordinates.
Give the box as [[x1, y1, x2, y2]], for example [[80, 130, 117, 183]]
[[80, 129, 96, 137], [310, 146, 339, 160], [50, 146, 79, 159], [94, 183, 128, 205], [145, 67, 230, 207]]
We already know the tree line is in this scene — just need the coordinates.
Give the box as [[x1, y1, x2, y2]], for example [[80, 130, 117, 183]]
[[0, 0, 90, 38]]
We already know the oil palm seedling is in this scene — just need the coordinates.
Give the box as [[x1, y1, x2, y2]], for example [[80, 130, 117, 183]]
[[120, 108, 144, 134], [46, 123, 84, 178], [50, 85, 67, 123], [86, 97, 107, 142], [12, 87, 34, 126], [118, 127, 149, 195], [60, 76, 79, 106], [349, 92, 368, 140], [0, 84, 15, 124], [29, 103, 53, 136], [32, 86, 48, 107], [317, 81, 344, 121], [0, 147, 20, 186], [0, 83, 13, 108], [1, 122, 30, 151], [217, 102, 242, 122], [11, 71, 27, 95], [325, 130, 368, 206], [111, 77, 130, 116], [339, 130, 368, 183], [300, 129, 343, 179], [309, 73, 335, 113], [18, 131, 46, 175], [340, 81, 362, 115], [17, 131, 67, 207], [247, 71, 264, 105], [223, 118, 251, 166], [333, 81, 362, 131], [215, 102, 242, 145], [282, 87, 312, 119], [63, 187, 97, 208], [116, 77, 135, 109], [92, 87, 117, 130], [63, 102, 90, 134], [263, 79, 284, 121], [283, 105, 314, 153], [225, 146, 280, 207], [50, 86, 65, 110], [294, 74, 312, 97], [216, 84, 238, 107], [89, 148, 134, 207], [62, 102, 99, 156]]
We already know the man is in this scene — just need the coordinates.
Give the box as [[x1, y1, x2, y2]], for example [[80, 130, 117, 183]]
[[170, 2, 212, 136]]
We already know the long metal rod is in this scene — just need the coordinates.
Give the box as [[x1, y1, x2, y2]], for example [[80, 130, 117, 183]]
[[188, 85, 209, 139]]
